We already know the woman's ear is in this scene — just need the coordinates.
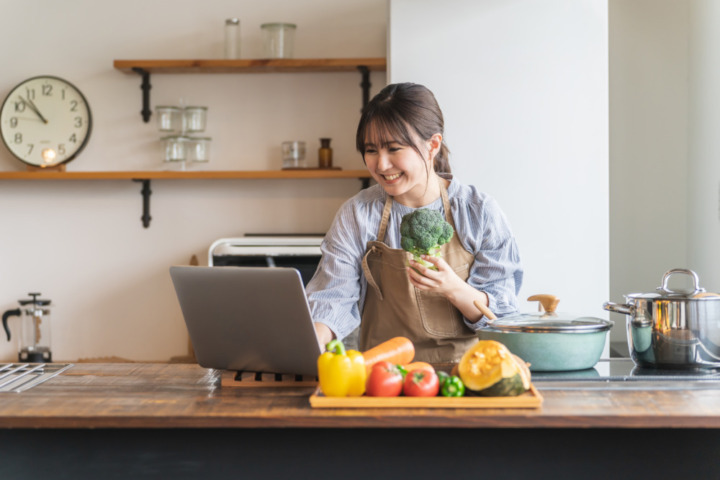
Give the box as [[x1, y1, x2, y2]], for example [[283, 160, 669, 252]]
[[427, 133, 443, 161]]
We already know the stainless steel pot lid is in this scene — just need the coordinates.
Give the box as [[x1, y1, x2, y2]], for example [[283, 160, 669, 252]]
[[486, 315, 613, 333], [625, 269, 720, 301]]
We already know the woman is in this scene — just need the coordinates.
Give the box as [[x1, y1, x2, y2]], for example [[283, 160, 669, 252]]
[[307, 82, 522, 363]]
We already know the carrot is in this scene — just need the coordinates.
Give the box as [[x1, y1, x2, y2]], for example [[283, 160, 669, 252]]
[[362, 336, 415, 373], [402, 361, 434, 373]]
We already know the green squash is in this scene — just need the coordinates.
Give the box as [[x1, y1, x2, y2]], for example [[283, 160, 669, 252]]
[[458, 340, 530, 397]]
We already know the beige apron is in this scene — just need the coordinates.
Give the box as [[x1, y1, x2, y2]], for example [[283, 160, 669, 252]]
[[360, 179, 478, 363]]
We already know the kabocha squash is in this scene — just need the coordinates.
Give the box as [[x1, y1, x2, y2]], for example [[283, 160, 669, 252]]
[[458, 340, 530, 397]]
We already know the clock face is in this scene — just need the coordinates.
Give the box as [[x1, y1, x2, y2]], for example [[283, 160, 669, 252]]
[[0, 76, 92, 168]]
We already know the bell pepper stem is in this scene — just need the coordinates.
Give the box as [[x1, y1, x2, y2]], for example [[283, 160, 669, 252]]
[[325, 339, 346, 356]]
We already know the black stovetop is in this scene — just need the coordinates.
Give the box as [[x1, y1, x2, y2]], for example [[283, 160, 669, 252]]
[[532, 358, 720, 383]]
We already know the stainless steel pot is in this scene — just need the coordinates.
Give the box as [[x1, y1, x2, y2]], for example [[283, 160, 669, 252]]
[[604, 269, 720, 370], [477, 295, 613, 372]]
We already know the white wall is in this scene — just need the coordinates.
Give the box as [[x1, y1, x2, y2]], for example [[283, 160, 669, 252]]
[[390, 1, 610, 326], [0, 0, 387, 362], [607, 0, 690, 345], [688, 0, 720, 288]]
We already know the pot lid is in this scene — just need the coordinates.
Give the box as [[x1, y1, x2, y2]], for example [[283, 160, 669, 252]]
[[484, 294, 613, 333], [486, 314, 613, 333], [626, 269, 718, 300]]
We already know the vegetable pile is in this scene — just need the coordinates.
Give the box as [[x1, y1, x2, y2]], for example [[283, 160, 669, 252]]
[[400, 208, 454, 269], [317, 336, 531, 399]]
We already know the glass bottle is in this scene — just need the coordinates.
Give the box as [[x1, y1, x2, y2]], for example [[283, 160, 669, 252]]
[[225, 18, 240, 59], [318, 138, 333, 168]]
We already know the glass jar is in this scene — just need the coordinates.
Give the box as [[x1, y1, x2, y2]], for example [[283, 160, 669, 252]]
[[156, 106, 183, 132], [187, 137, 211, 163], [261, 23, 297, 59], [162, 135, 188, 162], [224, 18, 240, 59], [184, 106, 207, 133], [282, 140, 306, 169]]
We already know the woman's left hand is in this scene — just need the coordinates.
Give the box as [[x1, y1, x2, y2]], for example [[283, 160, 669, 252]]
[[407, 254, 490, 324], [406, 255, 465, 298]]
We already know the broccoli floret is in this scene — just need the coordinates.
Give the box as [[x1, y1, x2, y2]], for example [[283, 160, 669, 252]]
[[400, 208, 454, 269]]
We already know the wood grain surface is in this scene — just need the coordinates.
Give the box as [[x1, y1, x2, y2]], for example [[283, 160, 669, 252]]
[[1, 363, 720, 429]]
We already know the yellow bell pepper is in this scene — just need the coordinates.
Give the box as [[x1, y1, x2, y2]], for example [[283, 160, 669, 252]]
[[317, 339, 366, 397]]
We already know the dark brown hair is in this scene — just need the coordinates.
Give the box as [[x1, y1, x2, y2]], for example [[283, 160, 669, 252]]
[[356, 83, 451, 174]]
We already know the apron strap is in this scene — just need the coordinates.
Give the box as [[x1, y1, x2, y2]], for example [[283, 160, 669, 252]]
[[361, 195, 393, 302]]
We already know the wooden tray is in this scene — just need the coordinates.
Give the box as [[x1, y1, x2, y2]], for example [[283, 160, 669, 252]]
[[309, 384, 542, 408]]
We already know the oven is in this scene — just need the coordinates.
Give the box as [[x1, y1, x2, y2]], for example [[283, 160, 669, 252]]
[[208, 234, 324, 286]]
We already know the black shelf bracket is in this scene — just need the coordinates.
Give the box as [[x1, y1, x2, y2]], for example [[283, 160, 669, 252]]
[[357, 65, 371, 109], [133, 179, 152, 228], [131, 68, 152, 123]]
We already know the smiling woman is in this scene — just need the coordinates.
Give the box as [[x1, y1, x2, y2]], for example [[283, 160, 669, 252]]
[[307, 82, 524, 363]]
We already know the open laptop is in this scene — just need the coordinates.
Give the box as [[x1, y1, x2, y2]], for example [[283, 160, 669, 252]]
[[169, 266, 321, 376]]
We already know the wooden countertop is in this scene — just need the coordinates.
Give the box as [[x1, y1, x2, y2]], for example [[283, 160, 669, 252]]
[[2, 363, 720, 429]]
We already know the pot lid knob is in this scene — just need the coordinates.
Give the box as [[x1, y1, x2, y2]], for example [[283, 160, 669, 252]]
[[657, 268, 705, 297], [527, 294, 559, 313]]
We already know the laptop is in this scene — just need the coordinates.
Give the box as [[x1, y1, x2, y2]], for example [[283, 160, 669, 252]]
[[169, 266, 321, 376]]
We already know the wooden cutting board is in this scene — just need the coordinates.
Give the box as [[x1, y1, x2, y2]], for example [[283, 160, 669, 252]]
[[309, 384, 542, 408]]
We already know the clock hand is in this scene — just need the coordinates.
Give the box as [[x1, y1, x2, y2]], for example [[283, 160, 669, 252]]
[[19, 95, 48, 124]]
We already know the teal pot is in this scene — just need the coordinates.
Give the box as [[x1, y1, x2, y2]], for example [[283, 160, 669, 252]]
[[478, 295, 614, 372]]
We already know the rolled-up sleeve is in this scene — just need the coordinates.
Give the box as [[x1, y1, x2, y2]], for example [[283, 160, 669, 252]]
[[306, 199, 369, 341], [455, 193, 523, 331]]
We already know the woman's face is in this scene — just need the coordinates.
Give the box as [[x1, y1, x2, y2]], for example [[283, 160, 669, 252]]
[[363, 127, 442, 208]]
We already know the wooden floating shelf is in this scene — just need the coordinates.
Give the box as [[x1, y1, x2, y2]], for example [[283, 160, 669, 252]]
[[0, 170, 372, 228], [0, 169, 372, 181], [113, 58, 387, 74]]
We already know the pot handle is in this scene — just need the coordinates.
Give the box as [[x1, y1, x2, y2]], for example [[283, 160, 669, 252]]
[[657, 268, 705, 296], [603, 302, 634, 316]]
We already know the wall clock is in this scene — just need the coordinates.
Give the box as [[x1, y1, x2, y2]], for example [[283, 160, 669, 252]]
[[0, 75, 92, 169]]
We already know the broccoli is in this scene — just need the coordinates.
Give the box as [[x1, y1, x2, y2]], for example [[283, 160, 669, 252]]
[[400, 208, 454, 269]]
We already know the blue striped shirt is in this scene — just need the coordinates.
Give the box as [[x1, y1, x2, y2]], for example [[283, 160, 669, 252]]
[[306, 174, 523, 341]]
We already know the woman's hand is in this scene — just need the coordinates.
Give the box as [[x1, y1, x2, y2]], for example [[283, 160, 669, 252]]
[[407, 255, 465, 298], [313, 322, 335, 351], [407, 255, 490, 323]]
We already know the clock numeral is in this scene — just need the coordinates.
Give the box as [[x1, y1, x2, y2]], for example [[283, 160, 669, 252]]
[[9, 117, 18, 128], [74, 116, 83, 128], [61, 89, 65, 100], [69, 100, 78, 112], [14, 101, 26, 112], [14, 133, 22, 144], [69, 133, 77, 143], [25, 88, 35, 100], [42, 84, 53, 96], [27, 144, 34, 155], [58, 144, 66, 155]]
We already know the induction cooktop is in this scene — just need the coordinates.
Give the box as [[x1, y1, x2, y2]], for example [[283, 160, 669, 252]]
[[532, 358, 720, 390]]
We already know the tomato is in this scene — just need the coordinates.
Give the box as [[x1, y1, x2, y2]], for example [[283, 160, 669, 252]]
[[403, 368, 440, 397], [365, 361, 404, 397]]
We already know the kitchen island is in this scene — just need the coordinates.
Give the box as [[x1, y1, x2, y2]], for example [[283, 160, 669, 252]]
[[2, 363, 720, 479]]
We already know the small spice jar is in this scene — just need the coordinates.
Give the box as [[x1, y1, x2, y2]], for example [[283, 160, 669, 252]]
[[318, 138, 333, 168]]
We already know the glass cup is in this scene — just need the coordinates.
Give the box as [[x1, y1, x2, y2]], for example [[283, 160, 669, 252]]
[[156, 106, 184, 132], [261, 23, 297, 59], [184, 106, 207, 133], [162, 135, 188, 170], [282, 140, 306, 169], [187, 137, 211, 163]]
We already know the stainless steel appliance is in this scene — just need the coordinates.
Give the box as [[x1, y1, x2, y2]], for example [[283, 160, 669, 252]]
[[208, 235, 323, 286]]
